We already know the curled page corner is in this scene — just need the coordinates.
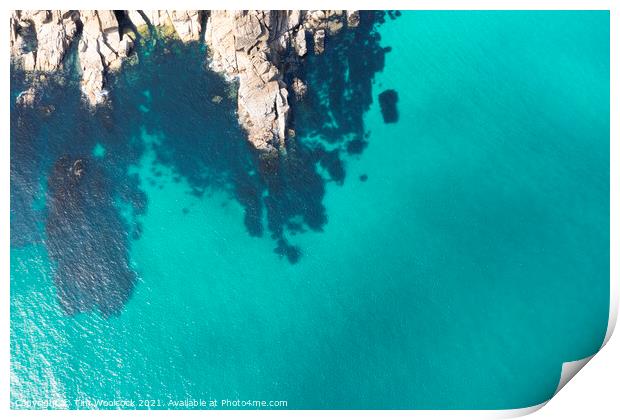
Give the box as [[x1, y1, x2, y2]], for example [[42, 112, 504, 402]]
[[496, 402, 548, 418], [551, 275, 619, 397], [550, 310, 616, 399], [554, 355, 595, 396], [603, 290, 618, 348], [498, 353, 602, 418]]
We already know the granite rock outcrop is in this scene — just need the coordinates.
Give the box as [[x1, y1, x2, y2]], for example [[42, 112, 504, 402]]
[[11, 10, 359, 154], [205, 10, 356, 153]]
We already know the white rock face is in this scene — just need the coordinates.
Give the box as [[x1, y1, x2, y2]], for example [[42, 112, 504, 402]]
[[167, 10, 202, 42], [206, 11, 285, 152], [294, 28, 307, 57], [141, 10, 172, 28], [127, 10, 148, 28], [10, 9, 201, 108], [10, 10, 78, 72], [78, 10, 125, 106], [127, 10, 202, 42]]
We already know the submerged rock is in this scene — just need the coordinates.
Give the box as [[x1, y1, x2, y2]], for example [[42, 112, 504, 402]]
[[347, 11, 360, 27], [15, 86, 39, 107], [291, 77, 308, 101], [71, 159, 86, 178], [378, 89, 399, 123]]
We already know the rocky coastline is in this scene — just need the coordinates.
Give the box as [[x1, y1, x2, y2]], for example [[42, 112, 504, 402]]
[[10, 10, 360, 154]]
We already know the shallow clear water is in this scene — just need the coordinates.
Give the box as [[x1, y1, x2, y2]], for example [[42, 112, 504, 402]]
[[10, 11, 609, 409]]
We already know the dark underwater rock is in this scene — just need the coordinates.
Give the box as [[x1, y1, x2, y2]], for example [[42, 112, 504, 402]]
[[378, 89, 399, 123]]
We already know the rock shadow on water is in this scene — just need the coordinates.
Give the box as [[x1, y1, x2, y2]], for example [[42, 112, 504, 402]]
[[293, 11, 393, 143], [123, 40, 268, 238], [10, 11, 397, 318], [46, 156, 136, 317], [130, 12, 395, 264], [266, 11, 394, 259], [11, 55, 147, 317], [257, 11, 395, 261]]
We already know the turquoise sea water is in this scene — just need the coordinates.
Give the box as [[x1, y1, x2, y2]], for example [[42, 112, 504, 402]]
[[10, 11, 609, 409]]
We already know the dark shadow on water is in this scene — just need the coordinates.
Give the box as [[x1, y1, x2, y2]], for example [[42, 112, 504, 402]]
[[293, 11, 393, 145], [9, 11, 395, 315], [132, 11, 393, 263], [11, 57, 146, 317], [267, 11, 394, 259], [46, 156, 137, 317], [121, 40, 266, 237]]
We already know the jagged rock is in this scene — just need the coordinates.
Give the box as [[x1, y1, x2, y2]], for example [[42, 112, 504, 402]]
[[346, 10, 360, 27], [94, 10, 123, 70], [141, 10, 172, 28], [204, 11, 238, 74], [118, 37, 134, 58], [9, 14, 20, 54], [78, 11, 123, 106], [16, 86, 38, 107], [166, 10, 202, 42], [9, 10, 127, 107], [10, 10, 78, 72], [40, 104, 56, 116], [291, 78, 307, 101], [77, 35, 105, 107], [294, 28, 307, 57], [10, 10, 78, 108], [204, 10, 357, 153], [313, 29, 325, 54], [125, 10, 202, 41], [268, 10, 301, 53], [10, 14, 34, 60], [206, 10, 291, 153], [127, 10, 147, 27], [235, 13, 265, 52], [305, 10, 337, 31], [10, 9, 359, 152], [22, 52, 36, 71]]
